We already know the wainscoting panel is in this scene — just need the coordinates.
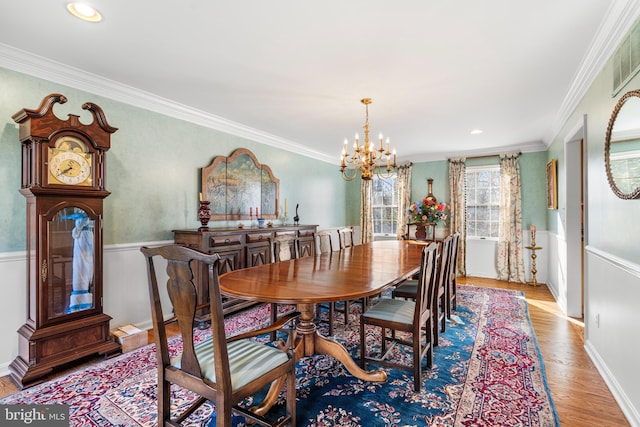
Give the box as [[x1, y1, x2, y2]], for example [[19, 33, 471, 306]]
[[584, 247, 640, 427]]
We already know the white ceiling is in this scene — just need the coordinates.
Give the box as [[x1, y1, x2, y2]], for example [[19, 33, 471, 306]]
[[1, 1, 639, 164]]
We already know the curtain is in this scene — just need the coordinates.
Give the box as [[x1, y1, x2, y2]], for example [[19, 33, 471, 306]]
[[496, 153, 526, 283], [360, 179, 374, 244], [396, 163, 412, 240], [448, 158, 466, 276]]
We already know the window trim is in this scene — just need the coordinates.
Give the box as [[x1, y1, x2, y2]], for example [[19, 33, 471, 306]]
[[372, 174, 399, 237], [465, 164, 500, 241]]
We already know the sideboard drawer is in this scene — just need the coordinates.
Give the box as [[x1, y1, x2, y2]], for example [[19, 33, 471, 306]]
[[209, 235, 243, 247], [246, 232, 273, 243]]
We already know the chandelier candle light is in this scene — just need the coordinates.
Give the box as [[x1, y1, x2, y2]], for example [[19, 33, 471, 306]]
[[340, 98, 397, 180]]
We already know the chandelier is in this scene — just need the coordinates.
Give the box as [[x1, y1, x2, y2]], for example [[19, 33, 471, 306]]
[[340, 98, 397, 181]]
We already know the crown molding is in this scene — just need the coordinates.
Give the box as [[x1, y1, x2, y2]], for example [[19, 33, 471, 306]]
[[548, 0, 640, 146], [401, 140, 547, 163], [0, 43, 336, 164]]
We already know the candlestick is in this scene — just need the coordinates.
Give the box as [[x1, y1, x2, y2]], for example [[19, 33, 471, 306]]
[[525, 228, 542, 286]]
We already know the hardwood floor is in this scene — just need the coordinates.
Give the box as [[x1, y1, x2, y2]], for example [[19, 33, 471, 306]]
[[0, 277, 631, 426]]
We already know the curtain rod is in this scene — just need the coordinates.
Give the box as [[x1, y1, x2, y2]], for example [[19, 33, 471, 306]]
[[448, 151, 521, 161]]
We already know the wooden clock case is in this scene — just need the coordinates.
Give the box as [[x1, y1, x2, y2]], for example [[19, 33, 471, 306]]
[[9, 94, 121, 388]]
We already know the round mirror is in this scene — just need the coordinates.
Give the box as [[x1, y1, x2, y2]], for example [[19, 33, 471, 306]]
[[605, 89, 640, 199]]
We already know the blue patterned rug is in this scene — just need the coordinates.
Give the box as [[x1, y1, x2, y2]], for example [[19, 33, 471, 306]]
[[1, 285, 559, 426]]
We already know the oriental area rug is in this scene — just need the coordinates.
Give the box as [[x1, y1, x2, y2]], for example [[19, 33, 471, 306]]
[[0, 285, 559, 427]]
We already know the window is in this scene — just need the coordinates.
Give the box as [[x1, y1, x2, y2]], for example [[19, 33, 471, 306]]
[[465, 166, 500, 239], [372, 175, 398, 236]]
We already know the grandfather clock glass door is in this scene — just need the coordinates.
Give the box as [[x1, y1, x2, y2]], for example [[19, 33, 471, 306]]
[[48, 206, 97, 321]]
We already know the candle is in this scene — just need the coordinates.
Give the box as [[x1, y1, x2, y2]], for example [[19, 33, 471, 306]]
[[284, 198, 287, 215], [250, 207, 253, 217], [256, 207, 259, 217], [199, 192, 202, 202]]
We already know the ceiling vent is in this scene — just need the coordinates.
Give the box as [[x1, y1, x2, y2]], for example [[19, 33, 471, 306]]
[[613, 21, 640, 96]]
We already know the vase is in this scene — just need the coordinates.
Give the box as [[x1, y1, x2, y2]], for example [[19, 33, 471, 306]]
[[198, 200, 211, 230], [414, 222, 436, 241]]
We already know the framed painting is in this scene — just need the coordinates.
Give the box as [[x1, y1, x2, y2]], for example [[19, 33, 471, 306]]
[[546, 159, 557, 210], [201, 148, 280, 220]]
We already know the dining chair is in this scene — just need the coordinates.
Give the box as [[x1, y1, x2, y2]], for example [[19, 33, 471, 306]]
[[337, 227, 355, 249], [140, 244, 299, 427], [392, 235, 452, 345], [270, 233, 299, 340], [313, 231, 341, 336], [273, 233, 298, 262], [335, 227, 367, 329], [359, 242, 438, 392], [447, 232, 460, 317]]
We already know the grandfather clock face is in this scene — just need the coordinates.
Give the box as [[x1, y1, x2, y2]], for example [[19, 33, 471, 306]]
[[47, 135, 94, 187], [47, 206, 96, 320]]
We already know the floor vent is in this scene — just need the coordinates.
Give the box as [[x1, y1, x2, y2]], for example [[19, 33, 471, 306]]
[[613, 20, 640, 96]]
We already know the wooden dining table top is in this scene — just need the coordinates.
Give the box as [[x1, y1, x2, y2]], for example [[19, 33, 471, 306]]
[[218, 240, 425, 305]]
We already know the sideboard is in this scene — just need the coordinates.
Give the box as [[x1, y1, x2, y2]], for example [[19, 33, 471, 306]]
[[173, 224, 317, 320]]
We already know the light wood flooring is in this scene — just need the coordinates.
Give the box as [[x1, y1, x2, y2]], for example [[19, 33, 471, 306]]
[[0, 277, 630, 426]]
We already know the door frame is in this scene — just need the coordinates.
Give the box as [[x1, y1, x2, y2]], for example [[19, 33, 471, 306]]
[[563, 115, 587, 318]]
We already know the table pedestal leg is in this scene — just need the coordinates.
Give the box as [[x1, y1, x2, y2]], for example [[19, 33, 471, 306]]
[[252, 302, 386, 416], [295, 303, 387, 381]]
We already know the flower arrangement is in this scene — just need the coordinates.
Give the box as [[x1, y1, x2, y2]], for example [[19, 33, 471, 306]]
[[408, 195, 448, 224]]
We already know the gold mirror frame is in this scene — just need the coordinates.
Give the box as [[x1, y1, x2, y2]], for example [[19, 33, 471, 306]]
[[605, 89, 640, 199]]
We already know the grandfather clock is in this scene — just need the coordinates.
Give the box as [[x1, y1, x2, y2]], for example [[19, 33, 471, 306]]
[[9, 94, 121, 388]]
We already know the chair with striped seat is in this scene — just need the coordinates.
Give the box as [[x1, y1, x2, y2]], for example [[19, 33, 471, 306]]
[[360, 242, 439, 392], [393, 234, 452, 345], [141, 244, 299, 427]]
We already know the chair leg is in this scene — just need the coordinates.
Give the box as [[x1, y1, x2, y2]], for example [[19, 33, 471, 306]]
[[359, 319, 366, 369], [217, 401, 233, 426], [286, 369, 297, 427], [158, 375, 171, 424], [433, 311, 439, 347], [343, 300, 350, 324], [270, 303, 278, 341], [451, 277, 457, 310], [413, 334, 422, 392], [328, 303, 335, 336], [440, 292, 447, 332]]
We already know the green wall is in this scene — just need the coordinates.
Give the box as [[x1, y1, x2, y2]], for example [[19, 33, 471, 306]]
[[344, 153, 548, 232], [408, 153, 547, 230], [546, 43, 640, 261], [0, 67, 348, 252]]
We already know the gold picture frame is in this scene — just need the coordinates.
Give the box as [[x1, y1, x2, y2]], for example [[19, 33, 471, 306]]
[[546, 159, 557, 209]]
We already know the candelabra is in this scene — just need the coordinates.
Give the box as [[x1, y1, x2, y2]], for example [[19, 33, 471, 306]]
[[525, 227, 542, 286]]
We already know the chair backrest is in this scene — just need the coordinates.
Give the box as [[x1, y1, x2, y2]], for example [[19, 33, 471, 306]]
[[416, 242, 439, 323], [140, 245, 233, 389], [315, 230, 334, 254], [337, 227, 354, 249], [436, 235, 453, 294], [273, 233, 298, 262], [449, 232, 460, 280]]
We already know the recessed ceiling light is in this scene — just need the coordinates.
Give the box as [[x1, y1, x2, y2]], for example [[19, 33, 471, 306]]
[[67, 2, 102, 22], [470, 129, 483, 135]]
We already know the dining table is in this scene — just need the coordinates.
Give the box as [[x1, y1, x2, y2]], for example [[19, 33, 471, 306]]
[[218, 240, 424, 385]]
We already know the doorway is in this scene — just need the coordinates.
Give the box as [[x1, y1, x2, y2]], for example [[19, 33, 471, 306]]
[[564, 116, 586, 318]]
